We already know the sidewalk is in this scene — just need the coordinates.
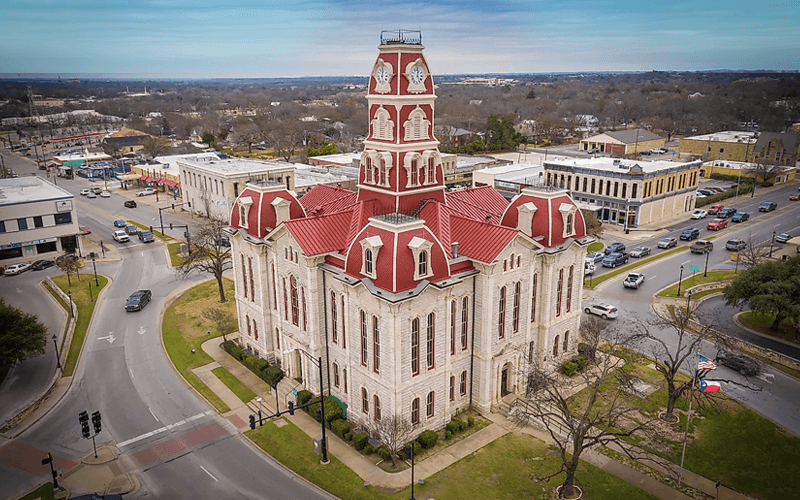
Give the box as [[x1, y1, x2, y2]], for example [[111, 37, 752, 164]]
[[198, 337, 755, 500]]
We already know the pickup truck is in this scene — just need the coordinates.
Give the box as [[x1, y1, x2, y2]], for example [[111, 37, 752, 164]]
[[690, 240, 713, 254], [623, 272, 645, 289], [602, 252, 629, 268]]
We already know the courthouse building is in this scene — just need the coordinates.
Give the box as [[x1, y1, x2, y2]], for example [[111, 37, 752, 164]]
[[226, 32, 592, 435]]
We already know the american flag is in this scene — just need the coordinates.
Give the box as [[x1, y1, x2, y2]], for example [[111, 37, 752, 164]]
[[698, 355, 717, 371]]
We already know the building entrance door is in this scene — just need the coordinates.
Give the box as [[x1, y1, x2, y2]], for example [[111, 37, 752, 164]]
[[501, 366, 510, 396]]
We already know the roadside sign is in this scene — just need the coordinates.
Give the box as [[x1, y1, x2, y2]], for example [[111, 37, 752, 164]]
[[292, 389, 298, 396], [690, 265, 700, 273]]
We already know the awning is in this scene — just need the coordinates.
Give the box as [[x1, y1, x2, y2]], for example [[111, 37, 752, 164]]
[[161, 179, 178, 187], [141, 176, 154, 182]]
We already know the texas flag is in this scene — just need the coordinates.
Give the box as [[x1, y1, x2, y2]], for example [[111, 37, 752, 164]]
[[699, 379, 721, 393]]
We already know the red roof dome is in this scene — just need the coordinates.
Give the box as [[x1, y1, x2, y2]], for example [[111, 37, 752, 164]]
[[500, 188, 586, 248], [230, 183, 305, 239]]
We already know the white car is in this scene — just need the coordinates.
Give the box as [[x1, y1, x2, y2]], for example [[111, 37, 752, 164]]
[[86, 191, 97, 198], [584, 303, 618, 319], [100, 190, 111, 198], [113, 230, 130, 242], [691, 209, 707, 219], [623, 272, 646, 289], [4, 263, 32, 275], [80, 189, 90, 196], [136, 188, 156, 197], [584, 262, 596, 276]]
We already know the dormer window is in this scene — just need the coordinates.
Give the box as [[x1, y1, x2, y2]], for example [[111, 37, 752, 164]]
[[409, 236, 434, 281], [360, 235, 383, 279], [237, 196, 253, 229], [558, 203, 578, 238], [516, 202, 538, 237]]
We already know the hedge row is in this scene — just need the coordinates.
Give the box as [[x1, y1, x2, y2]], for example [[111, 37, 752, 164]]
[[560, 355, 589, 377], [695, 184, 753, 207], [222, 340, 285, 387]]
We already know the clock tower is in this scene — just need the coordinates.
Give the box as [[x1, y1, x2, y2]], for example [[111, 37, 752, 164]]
[[358, 30, 445, 214]]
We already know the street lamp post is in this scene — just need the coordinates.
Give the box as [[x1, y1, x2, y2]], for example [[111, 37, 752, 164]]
[[770, 231, 776, 257], [91, 256, 99, 286], [704, 250, 710, 277], [405, 444, 416, 500], [52, 334, 63, 372], [283, 348, 329, 464], [67, 291, 73, 319], [676, 265, 684, 297]]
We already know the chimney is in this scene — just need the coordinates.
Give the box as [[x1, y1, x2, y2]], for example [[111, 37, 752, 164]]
[[452, 242, 459, 259]]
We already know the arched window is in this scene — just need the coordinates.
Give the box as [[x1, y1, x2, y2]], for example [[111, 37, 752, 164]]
[[271, 263, 277, 309], [282, 278, 288, 320], [461, 297, 469, 351], [248, 257, 254, 301], [418, 250, 428, 276], [362, 388, 369, 414], [365, 249, 373, 275], [563, 331, 569, 352], [450, 375, 455, 401], [253, 321, 258, 341], [426, 312, 435, 369], [340, 296, 346, 348], [411, 318, 420, 376], [498, 286, 506, 338], [373, 315, 380, 374], [343, 368, 348, 393], [553, 335, 560, 357], [246, 314, 251, 336], [360, 310, 368, 367], [426, 156, 435, 185], [411, 397, 420, 424], [566, 213, 573, 234], [331, 291, 338, 343], [531, 273, 538, 322], [410, 158, 419, 186], [290, 276, 299, 326], [364, 157, 373, 184], [529, 341, 535, 364], [275, 328, 280, 350], [333, 363, 340, 388], [460, 370, 467, 395], [556, 269, 563, 317], [371, 106, 394, 141], [566, 266, 574, 313], [374, 395, 381, 421], [426, 391, 435, 418], [302, 288, 307, 331], [450, 300, 456, 355], [512, 281, 521, 333], [242, 255, 248, 299]]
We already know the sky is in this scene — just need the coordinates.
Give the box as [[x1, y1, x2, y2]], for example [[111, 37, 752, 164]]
[[1, 0, 799, 79]]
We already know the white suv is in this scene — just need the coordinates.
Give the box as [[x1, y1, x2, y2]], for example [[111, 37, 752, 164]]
[[113, 230, 130, 242], [583, 303, 619, 319]]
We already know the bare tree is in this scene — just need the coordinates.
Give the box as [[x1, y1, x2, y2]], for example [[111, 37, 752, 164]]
[[580, 209, 604, 238], [202, 308, 238, 342], [735, 235, 770, 269], [749, 160, 785, 184], [513, 319, 657, 499], [368, 412, 413, 468], [229, 118, 262, 154], [176, 219, 232, 302], [141, 136, 171, 160], [56, 256, 80, 286]]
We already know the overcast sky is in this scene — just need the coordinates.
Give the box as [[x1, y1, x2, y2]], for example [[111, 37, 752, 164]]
[[1, 0, 798, 78]]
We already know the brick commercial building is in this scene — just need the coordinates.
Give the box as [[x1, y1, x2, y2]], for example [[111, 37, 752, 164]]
[[226, 32, 592, 437]]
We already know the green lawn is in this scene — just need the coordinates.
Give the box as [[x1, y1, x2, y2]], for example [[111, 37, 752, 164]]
[[162, 278, 237, 413], [738, 311, 800, 344], [49, 273, 109, 377], [128, 220, 174, 241], [588, 241, 604, 252], [167, 241, 188, 267], [17, 482, 55, 500], [247, 419, 660, 500], [656, 270, 738, 297], [212, 366, 256, 403]]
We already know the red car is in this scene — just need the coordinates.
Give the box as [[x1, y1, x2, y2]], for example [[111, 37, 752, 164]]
[[790, 195, 800, 201], [707, 218, 728, 230], [707, 204, 724, 215]]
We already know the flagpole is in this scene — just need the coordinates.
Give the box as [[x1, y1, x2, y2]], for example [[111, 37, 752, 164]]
[[679, 349, 700, 487]]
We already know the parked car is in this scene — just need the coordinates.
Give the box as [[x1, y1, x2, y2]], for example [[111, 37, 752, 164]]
[[697, 190, 714, 197], [4, 263, 32, 275], [125, 289, 152, 311], [657, 237, 678, 249], [696, 192, 707, 198], [707, 203, 724, 215], [604, 242, 626, 255], [680, 228, 700, 240], [690, 240, 714, 254], [139, 231, 155, 243], [55, 253, 78, 265], [584, 262, 596, 276], [91, 187, 102, 195], [623, 272, 645, 289], [790, 195, 800, 201], [80, 189, 90, 196], [640, 150, 651, 156], [79, 225, 91, 235], [586, 251, 605, 264], [759, 201, 777, 212], [691, 209, 707, 219], [584, 303, 618, 319], [587, 147, 600, 154], [629, 246, 651, 258], [775, 232, 791, 243], [725, 239, 747, 251], [716, 350, 760, 376], [706, 218, 728, 230], [114, 219, 127, 228], [100, 190, 111, 198], [731, 212, 749, 222], [136, 188, 156, 197], [708, 187, 725, 193], [31, 259, 55, 270], [113, 230, 130, 243], [86, 191, 96, 198], [124, 200, 137, 208], [125, 224, 139, 235], [602, 252, 629, 268]]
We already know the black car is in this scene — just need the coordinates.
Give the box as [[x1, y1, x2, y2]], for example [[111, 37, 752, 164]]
[[31, 259, 55, 270], [680, 228, 700, 240], [604, 242, 626, 255], [124, 200, 137, 208], [716, 350, 760, 376], [731, 212, 749, 222], [55, 253, 79, 265], [759, 202, 777, 212], [125, 289, 152, 311], [139, 231, 155, 243]]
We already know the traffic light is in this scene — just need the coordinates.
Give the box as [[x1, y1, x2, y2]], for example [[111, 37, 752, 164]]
[[249, 414, 256, 430], [91, 411, 102, 434], [79, 411, 90, 438], [288, 401, 294, 416], [315, 408, 323, 423]]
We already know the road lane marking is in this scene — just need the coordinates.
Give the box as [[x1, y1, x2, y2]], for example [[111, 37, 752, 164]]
[[149, 407, 160, 422], [117, 412, 209, 448], [138, 326, 146, 335], [200, 465, 218, 481], [97, 334, 116, 344]]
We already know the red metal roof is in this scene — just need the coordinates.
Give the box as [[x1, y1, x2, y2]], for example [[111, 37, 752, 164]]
[[449, 214, 517, 263], [300, 185, 357, 215], [445, 186, 509, 225], [285, 210, 355, 256]]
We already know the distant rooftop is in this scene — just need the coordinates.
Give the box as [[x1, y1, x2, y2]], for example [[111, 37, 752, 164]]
[[381, 30, 422, 45], [176, 157, 294, 176], [544, 157, 700, 174], [0, 176, 73, 205], [683, 131, 758, 144]]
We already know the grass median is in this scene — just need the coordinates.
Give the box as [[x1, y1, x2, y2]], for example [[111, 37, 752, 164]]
[[212, 366, 256, 403], [584, 246, 686, 289], [162, 277, 237, 413], [50, 273, 109, 377]]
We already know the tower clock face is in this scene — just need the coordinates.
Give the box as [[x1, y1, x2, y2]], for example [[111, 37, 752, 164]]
[[410, 65, 426, 85], [376, 65, 390, 85]]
